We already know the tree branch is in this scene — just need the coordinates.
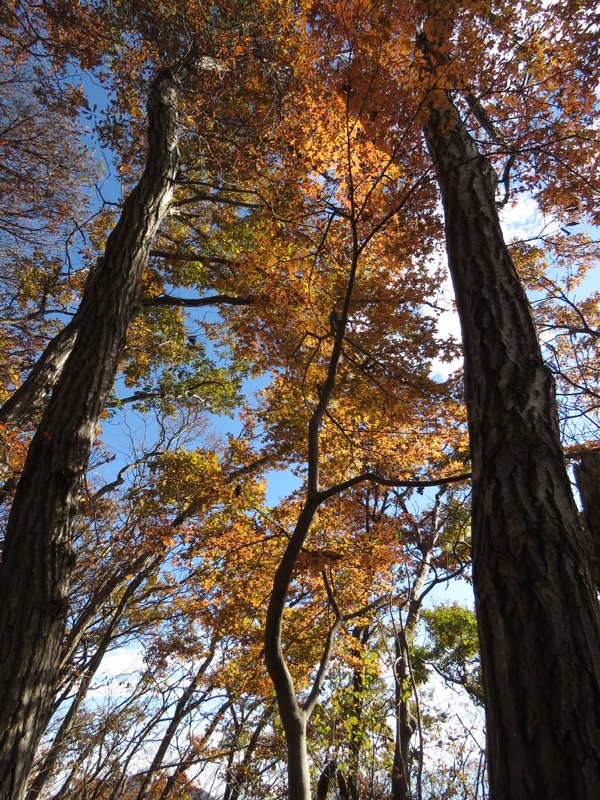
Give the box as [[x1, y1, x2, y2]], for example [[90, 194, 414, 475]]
[[303, 570, 343, 717], [142, 293, 254, 308], [316, 470, 471, 503]]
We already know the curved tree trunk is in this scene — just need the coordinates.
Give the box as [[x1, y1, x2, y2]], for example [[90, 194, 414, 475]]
[[263, 501, 319, 800], [0, 59, 194, 800], [423, 90, 600, 799], [264, 502, 342, 800]]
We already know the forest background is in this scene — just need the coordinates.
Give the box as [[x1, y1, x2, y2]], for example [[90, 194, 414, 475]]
[[0, 1, 599, 799]]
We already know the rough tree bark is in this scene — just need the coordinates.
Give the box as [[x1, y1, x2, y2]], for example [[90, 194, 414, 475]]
[[0, 57, 200, 800], [423, 90, 600, 799]]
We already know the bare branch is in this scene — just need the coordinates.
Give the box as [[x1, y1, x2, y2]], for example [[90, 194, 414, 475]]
[[142, 293, 254, 308]]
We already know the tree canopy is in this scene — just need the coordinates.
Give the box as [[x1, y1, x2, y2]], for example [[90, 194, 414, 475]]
[[1, 1, 599, 799]]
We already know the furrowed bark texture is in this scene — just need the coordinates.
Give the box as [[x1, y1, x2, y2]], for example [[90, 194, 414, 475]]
[[0, 63, 185, 800], [424, 91, 600, 799]]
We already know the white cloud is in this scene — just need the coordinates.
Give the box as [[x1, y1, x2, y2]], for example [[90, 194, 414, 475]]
[[97, 644, 146, 678], [500, 195, 544, 241], [86, 644, 146, 701]]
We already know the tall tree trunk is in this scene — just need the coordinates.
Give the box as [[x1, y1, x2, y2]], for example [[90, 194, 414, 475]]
[[0, 58, 193, 800], [423, 89, 600, 799], [391, 579, 429, 800], [265, 500, 343, 800]]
